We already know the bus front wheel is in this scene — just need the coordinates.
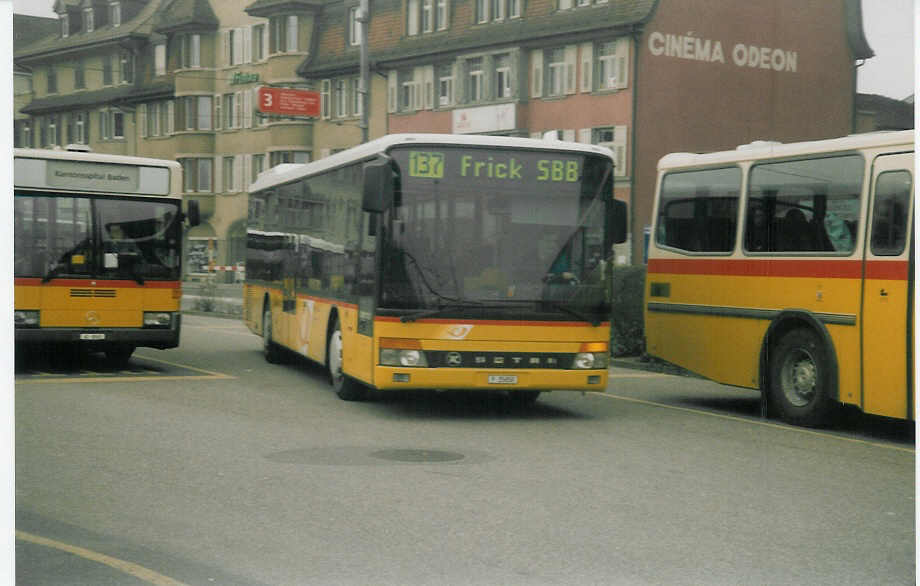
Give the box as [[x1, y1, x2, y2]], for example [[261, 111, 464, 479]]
[[768, 328, 836, 427], [327, 318, 366, 401], [105, 345, 134, 367], [262, 306, 283, 364]]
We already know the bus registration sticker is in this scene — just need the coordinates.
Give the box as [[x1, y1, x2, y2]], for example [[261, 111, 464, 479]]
[[80, 333, 105, 340], [488, 375, 518, 385]]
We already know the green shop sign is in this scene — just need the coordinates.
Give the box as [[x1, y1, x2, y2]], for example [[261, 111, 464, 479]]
[[230, 72, 260, 85]]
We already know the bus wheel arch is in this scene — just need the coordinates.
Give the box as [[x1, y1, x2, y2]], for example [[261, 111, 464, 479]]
[[262, 294, 283, 364], [760, 311, 840, 426]]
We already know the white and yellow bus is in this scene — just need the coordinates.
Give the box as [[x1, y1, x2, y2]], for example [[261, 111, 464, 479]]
[[14, 147, 199, 365], [244, 133, 627, 402], [645, 130, 914, 426]]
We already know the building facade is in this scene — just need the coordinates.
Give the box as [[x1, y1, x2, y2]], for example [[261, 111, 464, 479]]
[[15, 0, 875, 271]]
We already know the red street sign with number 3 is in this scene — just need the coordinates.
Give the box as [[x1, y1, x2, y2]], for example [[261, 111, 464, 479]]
[[257, 87, 321, 117]]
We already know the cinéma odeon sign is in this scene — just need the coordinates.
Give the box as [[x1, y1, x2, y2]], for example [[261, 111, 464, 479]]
[[648, 31, 798, 73]]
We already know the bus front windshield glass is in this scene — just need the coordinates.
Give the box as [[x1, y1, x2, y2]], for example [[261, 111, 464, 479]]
[[14, 194, 183, 281], [382, 146, 612, 320]]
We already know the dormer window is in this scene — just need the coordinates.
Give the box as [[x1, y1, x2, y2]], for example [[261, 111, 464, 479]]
[[109, 2, 121, 27], [84, 7, 94, 32], [61, 13, 69, 37]]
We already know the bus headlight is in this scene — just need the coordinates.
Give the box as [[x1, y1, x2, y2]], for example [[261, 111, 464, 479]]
[[14, 310, 39, 328], [380, 348, 428, 367], [143, 312, 173, 328], [572, 352, 608, 369]]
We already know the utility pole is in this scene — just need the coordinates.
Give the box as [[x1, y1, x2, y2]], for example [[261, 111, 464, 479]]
[[358, 0, 369, 143]]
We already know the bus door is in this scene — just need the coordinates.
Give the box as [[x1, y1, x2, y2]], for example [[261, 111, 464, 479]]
[[861, 153, 913, 419]]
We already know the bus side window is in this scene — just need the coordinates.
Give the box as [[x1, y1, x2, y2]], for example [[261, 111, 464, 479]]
[[871, 170, 912, 256]]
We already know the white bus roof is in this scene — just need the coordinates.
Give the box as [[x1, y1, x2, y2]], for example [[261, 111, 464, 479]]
[[250, 133, 616, 193], [658, 130, 915, 171], [14, 147, 181, 169]]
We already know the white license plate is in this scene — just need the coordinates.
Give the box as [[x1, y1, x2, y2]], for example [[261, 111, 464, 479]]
[[488, 375, 518, 385], [80, 333, 106, 340]]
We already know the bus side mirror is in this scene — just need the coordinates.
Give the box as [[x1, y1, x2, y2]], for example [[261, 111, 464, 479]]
[[186, 200, 201, 227], [362, 158, 394, 213], [607, 199, 628, 247]]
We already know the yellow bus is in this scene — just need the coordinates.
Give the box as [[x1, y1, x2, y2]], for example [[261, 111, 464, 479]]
[[244, 133, 627, 402], [644, 130, 914, 426], [14, 147, 199, 365]]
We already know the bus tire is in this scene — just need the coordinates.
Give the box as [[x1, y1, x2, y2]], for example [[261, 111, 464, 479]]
[[328, 317, 366, 401], [262, 306, 283, 364], [768, 328, 836, 427], [105, 345, 134, 367]]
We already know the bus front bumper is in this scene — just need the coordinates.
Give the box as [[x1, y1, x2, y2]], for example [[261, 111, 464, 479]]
[[15, 324, 180, 350], [370, 366, 608, 391]]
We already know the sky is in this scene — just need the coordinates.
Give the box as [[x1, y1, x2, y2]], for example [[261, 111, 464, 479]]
[[8, 0, 919, 100]]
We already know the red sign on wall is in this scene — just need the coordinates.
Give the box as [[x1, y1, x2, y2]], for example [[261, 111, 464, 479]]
[[257, 87, 321, 117]]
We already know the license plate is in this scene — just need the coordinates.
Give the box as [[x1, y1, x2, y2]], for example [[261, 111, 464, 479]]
[[488, 375, 518, 385], [80, 333, 105, 340]]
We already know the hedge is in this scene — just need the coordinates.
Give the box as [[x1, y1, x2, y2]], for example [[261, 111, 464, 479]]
[[609, 265, 646, 357]]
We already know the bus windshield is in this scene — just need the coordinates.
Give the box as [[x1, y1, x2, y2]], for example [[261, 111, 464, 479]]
[[14, 193, 183, 282], [381, 146, 612, 321]]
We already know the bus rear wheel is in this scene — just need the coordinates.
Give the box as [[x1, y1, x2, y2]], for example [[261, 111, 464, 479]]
[[327, 318, 366, 401], [105, 345, 134, 367], [262, 306, 283, 364], [768, 328, 836, 427], [507, 390, 541, 405]]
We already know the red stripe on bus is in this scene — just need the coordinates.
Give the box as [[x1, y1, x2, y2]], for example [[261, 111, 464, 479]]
[[864, 260, 910, 281], [647, 258, 868, 279], [375, 316, 610, 327], [14, 278, 180, 288]]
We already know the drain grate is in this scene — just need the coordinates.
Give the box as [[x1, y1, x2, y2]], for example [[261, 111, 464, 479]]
[[371, 449, 465, 463]]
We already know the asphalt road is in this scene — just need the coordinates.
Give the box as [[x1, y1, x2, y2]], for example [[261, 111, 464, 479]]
[[14, 314, 915, 585]]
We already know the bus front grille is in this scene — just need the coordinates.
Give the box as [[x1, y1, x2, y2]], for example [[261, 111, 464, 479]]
[[70, 289, 117, 298]]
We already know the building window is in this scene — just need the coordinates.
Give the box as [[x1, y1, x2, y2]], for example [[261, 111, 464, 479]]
[[252, 24, 265, 61], [146, 102, 160, 136], [270, 15, 298, 53], [103, 54, 113, 85], [46, 115, 59, 147], [320, 79, 331, 119], [490, 0, 504, 21], [594, 38, 628, 90], [436, 0, 448, 28], [252, 154, 265, 182], [494, 53, 511, 98], [180, 158, 213, 192], [547, 48, 566, 96], [177, 96, 212, 131], [400, 70, 422, 111], [476, 0, 488, 23], [349, 6, 362, 46], [408, 0, 447, 34], [74, 60, 85, 89], [61, 14, 69, 37], [467, 57, 483, 102], [223, 156, 236, 192], [99, 109, 124, 140], [110, 2, 121, 26], [350, 77, 362, 117], [422, 0, 433, 32], [84, 8, 94, 32], [508, 0, 521, 18], [334, 79, 346, 118], [47, 65, 57, 94], [178, 33, 201, 68], [72, 112, 87, 143], [437, 64, 454, 106], [270, 151, 310, 167], [120, 51, 134, 84], [154, 43, 166, 76], [227, 28, 242, 65]]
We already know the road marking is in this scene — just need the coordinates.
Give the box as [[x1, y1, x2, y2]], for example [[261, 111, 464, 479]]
[[16, 355, 235, 384], [592, 392, 915, 454], [16, 530, 189, 586], [608, 372, 671, 378]]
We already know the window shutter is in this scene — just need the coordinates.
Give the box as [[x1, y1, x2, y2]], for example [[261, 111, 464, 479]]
[[139, 104, 147, 137], [578, 128, 591, 143], [564, 45, 577, 95], [243, 154, 252, 189], [616, 38, 629, 89], [423, 65, 435, 110], [387, 71, 398, 113], [614, 125, 628, 175], [559, 0, 572, 9], [243, 27, 252, 63], [580, 43, 593, 93], [530, 50, 543, 98], [214, 158, 223, 193], [262, 23, 270, 59], [214, 94, 222, 130], [235, 155, 243, 192], [235, 91, 243, 128], [321, 79, 331, 119], [167, 100, 174, 134], [243, 90, 253, 128], [287, 15, 298, 52], [235, 28, 244, 65], [222, 30, 230, 66]]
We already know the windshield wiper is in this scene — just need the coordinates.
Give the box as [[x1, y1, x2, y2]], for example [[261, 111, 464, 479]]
[[546, 302, 601, 326], [41, 266, 62, 283], [400, 300, 484, 323]]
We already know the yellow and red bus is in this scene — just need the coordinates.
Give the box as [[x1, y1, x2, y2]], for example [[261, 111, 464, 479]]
[[244, 133, 627, 402], [14, 147, 199, 365], [644, 130, 914, 426]]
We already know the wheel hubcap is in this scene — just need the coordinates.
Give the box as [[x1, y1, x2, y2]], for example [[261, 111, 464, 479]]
[[329, 329, 343, 384], [780, 349, 817, 407]]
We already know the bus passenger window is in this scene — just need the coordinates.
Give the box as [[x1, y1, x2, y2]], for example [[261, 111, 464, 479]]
[[871, 170, 912, 256]]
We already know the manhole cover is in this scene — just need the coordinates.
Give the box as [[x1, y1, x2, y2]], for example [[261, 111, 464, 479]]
[[371, 449, 465, 463]]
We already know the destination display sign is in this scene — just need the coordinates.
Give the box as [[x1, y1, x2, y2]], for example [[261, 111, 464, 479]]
[[14, 157, 172, 195], [401, 148, 585, 187]]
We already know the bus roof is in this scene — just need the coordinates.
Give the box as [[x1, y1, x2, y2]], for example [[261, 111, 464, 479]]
[[13, 147, 181, 170], [658, 130, 915, 171], [249, 133, 616, 193]]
